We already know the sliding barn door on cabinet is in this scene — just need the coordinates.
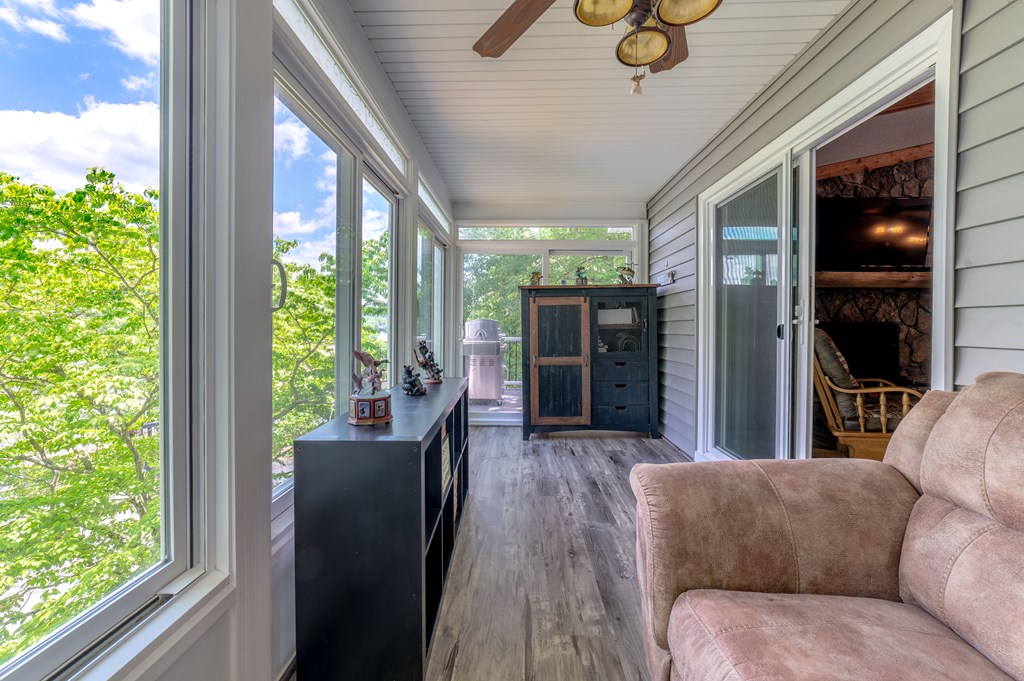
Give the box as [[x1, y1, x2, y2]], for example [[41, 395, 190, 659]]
[[528, 296, 591, 427]]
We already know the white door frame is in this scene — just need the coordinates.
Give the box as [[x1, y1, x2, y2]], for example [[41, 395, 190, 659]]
[[695, 12, 957, 460]]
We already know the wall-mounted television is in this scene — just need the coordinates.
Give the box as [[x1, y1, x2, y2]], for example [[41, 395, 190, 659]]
[[816, 197, 931, 272]]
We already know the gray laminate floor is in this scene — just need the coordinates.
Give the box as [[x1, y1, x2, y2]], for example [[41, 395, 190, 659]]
[[425, 426, 689, 681]]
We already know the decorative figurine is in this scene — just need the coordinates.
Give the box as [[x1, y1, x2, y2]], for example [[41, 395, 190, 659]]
[[400, 364, 427, 396], [574, 265, 588, 286], [414, 340, 444, 384], [529, 271, 542, 286], [349, 350, 393, 426], [617, 264, 636, 285]]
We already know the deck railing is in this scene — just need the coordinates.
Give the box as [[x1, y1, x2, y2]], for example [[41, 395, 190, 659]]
[[502, 336, 523, 390]]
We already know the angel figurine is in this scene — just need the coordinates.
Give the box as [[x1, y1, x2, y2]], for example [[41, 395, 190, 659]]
[[349, 350, 393, 425], [352, 349, 388, 395]]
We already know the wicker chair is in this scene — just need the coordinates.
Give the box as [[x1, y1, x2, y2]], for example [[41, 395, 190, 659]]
[[812, 328, 922, 460]]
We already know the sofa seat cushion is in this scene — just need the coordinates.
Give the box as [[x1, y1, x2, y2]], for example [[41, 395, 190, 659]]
[[668, 590, 1014, 681]]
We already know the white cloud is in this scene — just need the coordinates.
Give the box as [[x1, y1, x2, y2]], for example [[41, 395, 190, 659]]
[[69, 0, 159, 64], [121, 72, 156, 91], [0, 4, 69, 40], [283, 233, 336, 269], [273, 210, 327, 237], [274, 118, 311, 163], [12, 0, 60, 16], [0, 98, 159, 194], [362, 208, 388, 240], [23, 15, 65, 39]]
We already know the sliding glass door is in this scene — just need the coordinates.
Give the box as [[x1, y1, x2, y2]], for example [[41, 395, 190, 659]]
[[700, 153, 809, 460], [713, 172, 783, 459]]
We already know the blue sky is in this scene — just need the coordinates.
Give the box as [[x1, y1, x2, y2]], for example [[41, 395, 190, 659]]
[[0, 0, 388, 269], [273, 99, 392, 268], [0, 0, 160, 193]]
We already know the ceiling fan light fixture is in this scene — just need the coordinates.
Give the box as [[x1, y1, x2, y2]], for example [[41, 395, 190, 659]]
[[615, 17, 670, 67], [574, 0, 633, 27], [655, 0, 722, 26]]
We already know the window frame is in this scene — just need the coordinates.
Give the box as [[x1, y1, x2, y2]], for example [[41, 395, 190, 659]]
[[0, 0, 197, 676], [358, 170, 399, 370], [414, 222, 447, 362], [270, 67, 366, 516]]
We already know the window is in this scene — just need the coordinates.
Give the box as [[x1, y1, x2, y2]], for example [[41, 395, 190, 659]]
[[0, 0, 190, 673], [360, 177, 393, 363], [416, 226, 445, 357], [271, 94, 345, 491], [459, 226, 634, 241], [547, 253, 629, 285], [275, 0, 406, 174]]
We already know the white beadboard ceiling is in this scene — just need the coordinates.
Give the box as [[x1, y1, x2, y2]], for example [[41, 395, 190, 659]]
[[349, 0, 853, 207]]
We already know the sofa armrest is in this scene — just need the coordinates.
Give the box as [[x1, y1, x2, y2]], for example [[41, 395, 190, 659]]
[[630, 459, 919, 653]]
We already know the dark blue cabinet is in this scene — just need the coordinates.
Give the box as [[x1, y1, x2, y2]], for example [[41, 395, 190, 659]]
[[521, 285, 659, 440]]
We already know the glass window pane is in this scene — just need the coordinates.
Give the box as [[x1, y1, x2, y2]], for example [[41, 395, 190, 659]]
[[272, 96, 338, 489], [714, 173, 780, 460], [361, 179, 392, 362], [462, 253, 540, 414], [416, 225, 434, 348], [432, 244, 444, 358], [459, 226, 633, 241], [0, 0, 164, 663], [547, 254, 628, 285]]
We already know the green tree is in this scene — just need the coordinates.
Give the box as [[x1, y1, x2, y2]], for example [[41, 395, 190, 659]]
[[360, 230, 389, 362], [0, 170, 162, 663], [271, 238, 337, 485]]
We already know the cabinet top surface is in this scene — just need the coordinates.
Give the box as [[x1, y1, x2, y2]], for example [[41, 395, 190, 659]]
[[296, 378, 466, 444]]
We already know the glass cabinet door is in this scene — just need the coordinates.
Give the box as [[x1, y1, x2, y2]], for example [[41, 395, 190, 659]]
[[594, 297, 647, 356]]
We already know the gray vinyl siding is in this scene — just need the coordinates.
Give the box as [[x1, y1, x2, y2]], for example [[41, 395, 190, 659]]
[[954, 0, 1024, 385], [645, 0, 954, 454]]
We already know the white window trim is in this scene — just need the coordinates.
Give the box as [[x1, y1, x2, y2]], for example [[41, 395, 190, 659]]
[[273, 0, 408, 178], [0, 0, 199, 676], [694, 12, 957, 461], [418, 179, 452, 236]]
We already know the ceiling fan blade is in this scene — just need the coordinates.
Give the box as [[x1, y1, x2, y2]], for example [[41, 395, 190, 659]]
[[650, 25, 688, 73], [473, 0, 557, 58]]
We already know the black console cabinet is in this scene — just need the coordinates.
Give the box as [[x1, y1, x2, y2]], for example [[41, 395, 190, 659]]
[[520, 285, 659, 440], [294, 379, 469, 680]]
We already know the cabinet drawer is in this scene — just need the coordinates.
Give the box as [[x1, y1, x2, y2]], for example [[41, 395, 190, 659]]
[[593, 381, 650, 406], [593, 405, 649, 427], [592, 360, 649, 382]]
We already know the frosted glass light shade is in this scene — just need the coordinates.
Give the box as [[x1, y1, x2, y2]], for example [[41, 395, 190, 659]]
[[655, 0, 722, 26], [616, 18, 670, 67], [575, 0, 633, 27]]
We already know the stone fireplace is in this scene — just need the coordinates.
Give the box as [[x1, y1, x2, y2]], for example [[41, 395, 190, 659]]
[[815, 157, 933, 387]]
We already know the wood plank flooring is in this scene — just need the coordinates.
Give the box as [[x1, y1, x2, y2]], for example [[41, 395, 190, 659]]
[[425, 427, 689, 681]]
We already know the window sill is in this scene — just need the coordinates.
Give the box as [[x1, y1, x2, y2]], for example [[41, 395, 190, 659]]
[[77, 569, 235, 681]]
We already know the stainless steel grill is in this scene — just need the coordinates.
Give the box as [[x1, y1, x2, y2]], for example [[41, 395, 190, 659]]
[[463, 319, 504, 401]]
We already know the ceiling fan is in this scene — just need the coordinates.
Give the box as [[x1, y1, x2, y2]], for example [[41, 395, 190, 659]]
[[473, 0, 722, 90]]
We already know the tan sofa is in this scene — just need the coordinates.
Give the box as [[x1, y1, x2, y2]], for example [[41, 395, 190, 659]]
[[630, 371, 1024, 681]]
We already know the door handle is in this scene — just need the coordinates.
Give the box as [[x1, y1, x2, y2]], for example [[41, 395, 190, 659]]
[[271, 258, 287, 312], [532, 354, 537, 368], [583, 354, 590, 367], [776, 324, 784, 340]]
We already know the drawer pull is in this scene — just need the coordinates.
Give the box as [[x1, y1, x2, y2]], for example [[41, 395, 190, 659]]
[[614, 362, 626, 367], [615, 383, 627, 388], [615, 406, 627, 411]]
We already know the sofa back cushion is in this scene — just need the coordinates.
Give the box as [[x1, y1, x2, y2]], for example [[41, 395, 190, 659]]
[[899, 372, 1024, 680]]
